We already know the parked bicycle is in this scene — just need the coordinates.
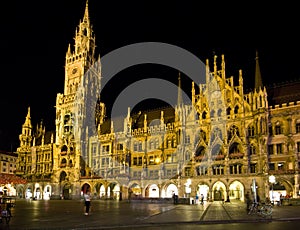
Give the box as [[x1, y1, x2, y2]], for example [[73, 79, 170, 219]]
[[0, 197, 15, 224], [247, 201, 272, 218]]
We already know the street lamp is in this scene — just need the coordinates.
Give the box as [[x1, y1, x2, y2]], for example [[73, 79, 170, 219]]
[[269, 175, 276, 203]]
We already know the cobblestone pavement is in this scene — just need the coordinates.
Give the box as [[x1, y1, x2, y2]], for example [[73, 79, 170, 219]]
[[1, 199, 300, 229]]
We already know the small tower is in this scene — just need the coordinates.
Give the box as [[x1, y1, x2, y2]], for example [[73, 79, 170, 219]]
[[19, 107, 33, 148]]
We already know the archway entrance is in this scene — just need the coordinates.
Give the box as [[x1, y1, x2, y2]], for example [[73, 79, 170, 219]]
[[145, 184, 159, 198], [229, 180, 244, 201], [63, 184, 71, 200], [197, 184, 209, 201], [164, 183, 178, 198], [212, 181, 226, 201]]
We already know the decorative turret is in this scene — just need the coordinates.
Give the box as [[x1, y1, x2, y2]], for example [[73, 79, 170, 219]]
[[124, 107, 132, 134], [19, 107, 33, 148]]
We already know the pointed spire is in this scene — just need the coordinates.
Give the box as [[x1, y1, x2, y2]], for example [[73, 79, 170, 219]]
[[160, 111, 164, 123], [206, 58, 210, 84], [111, 120, 114, 133], [144, 114, 147, 132], [127, 107, 131, 119], [213, 55, 217, 76], [255, 50, 263, 91], [83, 0, 90, 23], [67, 44, 71, 55], [177, 72, 183, 106], [191, 81, 195, 105], [24, 106, 32, 128], [221, 54, 225, 79]]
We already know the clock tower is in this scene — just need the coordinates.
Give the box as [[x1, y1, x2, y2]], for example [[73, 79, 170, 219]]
[[54, 0, 101, 199], [64, 0, 96, 96]]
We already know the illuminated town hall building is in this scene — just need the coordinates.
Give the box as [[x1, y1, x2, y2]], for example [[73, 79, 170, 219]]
[[15, 1, 300, 203]]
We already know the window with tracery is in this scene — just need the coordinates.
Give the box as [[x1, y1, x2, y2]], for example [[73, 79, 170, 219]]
[[296, 122, 300, 133], [212, 164, 224, 175], [275, 122, 283, 135], [250, 163, 257, 173], [247, 126, 255, 137], [228, 125, 239, 140], [229, 164, 242, 174], [200, 130, 207, 141], [249, 144, 256, 155], [234, 105, 239, 114]]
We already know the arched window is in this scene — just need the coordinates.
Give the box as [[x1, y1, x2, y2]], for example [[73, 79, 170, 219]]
[[133, 142, 138, 151], [296, 120, 300, 133], [249, 144, 256, 155], [247, 126, 255, 137], [226, 107, 231, 116], [195, 146, 206, 157], [228, 125, 239, 140], [200, 130, 206, 141], [275, 121, 283, 135], [167, 138, 172, 148], [138, 141, 143, 151], [217, 109, 222, 116], [149, 141, 154, 150], [172, 136, 177, 147], [211, 144, 222, 157], [229, 142, 239, 154], [234, 105, 239, 114], [155, 138, 159, 149]]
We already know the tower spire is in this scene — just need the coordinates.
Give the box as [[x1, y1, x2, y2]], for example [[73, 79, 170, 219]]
[[177, 72, 183, 106], [24, 107, 32, 128], [255, 50, 263, 91], [83, 0, 90, 23]]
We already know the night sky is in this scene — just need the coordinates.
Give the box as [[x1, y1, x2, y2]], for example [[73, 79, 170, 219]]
[[1, 0, 299, 152]]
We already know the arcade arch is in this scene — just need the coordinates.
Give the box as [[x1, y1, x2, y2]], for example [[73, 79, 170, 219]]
[[196, 183, 209, 201], [162, 183, 178, 198], [145, 184, 159, 198]]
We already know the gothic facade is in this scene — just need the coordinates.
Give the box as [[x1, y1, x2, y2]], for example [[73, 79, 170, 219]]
[[15, 1, 300, 203]]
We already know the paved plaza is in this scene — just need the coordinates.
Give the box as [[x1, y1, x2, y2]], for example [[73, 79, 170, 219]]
[[1, 199, 300, 229]]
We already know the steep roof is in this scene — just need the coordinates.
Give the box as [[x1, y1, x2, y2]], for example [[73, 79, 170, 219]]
[[267, 79, 300, 106], [100, 105, 175, 134]]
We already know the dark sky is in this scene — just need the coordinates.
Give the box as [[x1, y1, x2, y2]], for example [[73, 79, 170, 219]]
[[1, 0, 299, 152]]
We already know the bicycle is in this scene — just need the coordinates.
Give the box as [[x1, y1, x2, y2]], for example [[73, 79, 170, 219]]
[[0, 197, 15, 224], [247, 201, 272, 218]]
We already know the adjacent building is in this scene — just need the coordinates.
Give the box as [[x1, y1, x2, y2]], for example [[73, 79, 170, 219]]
[[0, 150, 20, 196]]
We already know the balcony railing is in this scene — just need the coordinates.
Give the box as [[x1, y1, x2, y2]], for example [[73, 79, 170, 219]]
[[194, 155, 207, 162], [229, 153, 244, 159], [213, 155, 225, 160]]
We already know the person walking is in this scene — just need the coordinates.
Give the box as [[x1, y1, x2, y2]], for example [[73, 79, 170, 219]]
[[200, 194, 204, 205], [195, 194, 199, 205], [83, 190, 92, 216]]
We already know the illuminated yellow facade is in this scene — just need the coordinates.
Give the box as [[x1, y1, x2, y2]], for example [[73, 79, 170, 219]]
[[15, 1, 300, 203]]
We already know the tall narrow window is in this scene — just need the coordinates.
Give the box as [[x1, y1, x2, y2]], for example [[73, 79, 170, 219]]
[[296, 122, 300, 133], [275, 122, 282, 135]]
